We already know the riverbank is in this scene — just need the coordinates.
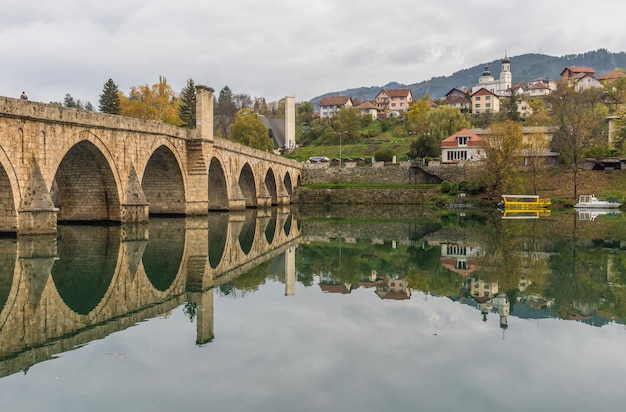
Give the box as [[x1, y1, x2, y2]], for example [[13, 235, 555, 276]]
[[295, 167, 626, 207]]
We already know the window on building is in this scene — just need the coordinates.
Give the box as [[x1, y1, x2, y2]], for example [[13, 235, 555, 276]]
[[485, 96, 491, 100]]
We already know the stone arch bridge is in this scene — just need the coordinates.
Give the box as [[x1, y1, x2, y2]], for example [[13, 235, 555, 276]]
[[0, 87, 302, 234]]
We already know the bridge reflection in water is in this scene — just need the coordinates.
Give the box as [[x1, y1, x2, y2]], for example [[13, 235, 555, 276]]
[[0, 208, 300, 378]]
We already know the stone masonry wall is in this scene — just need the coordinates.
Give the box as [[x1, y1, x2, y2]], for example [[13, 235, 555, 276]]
[[303, 162, 442, 185]]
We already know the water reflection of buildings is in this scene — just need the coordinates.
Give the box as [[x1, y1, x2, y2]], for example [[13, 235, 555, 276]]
[[440, 242, 484, 277], [318, 271, 411, 300], [470, 278, 509, 330], [375, 277, 411, 300], [0, 210, 301, 379]]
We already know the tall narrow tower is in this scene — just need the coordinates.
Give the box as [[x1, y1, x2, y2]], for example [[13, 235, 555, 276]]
[[499, 52, 512, 92], [284, 96, 296, 150]]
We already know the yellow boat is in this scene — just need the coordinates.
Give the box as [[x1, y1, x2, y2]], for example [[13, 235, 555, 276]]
[[502, 209, 551, 219], [500, 194, 551, 209]]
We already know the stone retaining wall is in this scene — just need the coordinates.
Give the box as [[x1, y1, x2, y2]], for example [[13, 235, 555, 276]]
[[303, 162, 442, 185], [295, 187, 440, 204]]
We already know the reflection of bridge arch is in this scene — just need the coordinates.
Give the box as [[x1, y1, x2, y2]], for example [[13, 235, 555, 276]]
[[209, 213, 229, 269], [52, 139, 121, 222], [264, 209, 277, 244], [51, 226, 120, 315], [0, 212, 303, 375], [0, 239, 18, 333], [142, 219, 186, 291], [208, 209, 301, 281], [239, 209, 257, 254]]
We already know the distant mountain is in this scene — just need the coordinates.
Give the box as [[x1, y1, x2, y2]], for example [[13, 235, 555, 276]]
[[310, 49, 626, 107]]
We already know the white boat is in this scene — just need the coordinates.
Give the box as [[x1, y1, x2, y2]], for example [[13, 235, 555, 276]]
[[574, 194, 621, 209], [576, 208, 622, 221]]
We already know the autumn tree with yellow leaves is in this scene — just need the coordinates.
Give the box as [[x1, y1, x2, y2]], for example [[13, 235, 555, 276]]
[[119, 76, 182, 126]]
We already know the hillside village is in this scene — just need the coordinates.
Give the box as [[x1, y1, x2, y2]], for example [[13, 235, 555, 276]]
[[310, 54, 626, 168]]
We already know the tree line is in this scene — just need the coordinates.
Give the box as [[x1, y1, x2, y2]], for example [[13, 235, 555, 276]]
[[60, 77, 291, 151]]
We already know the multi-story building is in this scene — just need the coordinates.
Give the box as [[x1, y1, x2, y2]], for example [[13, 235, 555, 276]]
[[375, 88, 413, 113], [471, 88, 500, 114], [318, 95, 354, 118]]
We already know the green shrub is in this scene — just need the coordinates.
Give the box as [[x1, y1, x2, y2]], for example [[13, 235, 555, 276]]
[[440, 180, 452, 193], [374, 148, 395, 162]]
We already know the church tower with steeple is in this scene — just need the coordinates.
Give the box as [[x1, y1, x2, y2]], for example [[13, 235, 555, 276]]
[[498, 52, 512, 93], [472, 52, 512, 96]]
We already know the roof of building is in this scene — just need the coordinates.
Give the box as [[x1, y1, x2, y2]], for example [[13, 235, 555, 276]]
[[561, 66, 596, 77], [376, 88, 412, 98], [528, 82, 551, 90], [597, 71, 626, 81], [355, 101, 378, 110], [260, 116, 285, 150], [441, 128, 483, 148], [471, 87, 498, 97], [319, 96, 353, 107], [445, 87, 468, 97]]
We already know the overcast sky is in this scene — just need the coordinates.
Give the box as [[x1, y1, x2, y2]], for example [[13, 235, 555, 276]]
[[2, 0, 625, 108]]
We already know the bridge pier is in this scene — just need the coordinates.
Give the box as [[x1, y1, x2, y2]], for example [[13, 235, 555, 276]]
[[18, 158, 58, 235]]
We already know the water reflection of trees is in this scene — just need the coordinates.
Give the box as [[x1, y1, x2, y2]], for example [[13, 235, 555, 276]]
[[295, 210, 626, 324]]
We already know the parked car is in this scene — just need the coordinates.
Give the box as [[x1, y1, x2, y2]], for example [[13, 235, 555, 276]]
[[309, 156, 330, 163]]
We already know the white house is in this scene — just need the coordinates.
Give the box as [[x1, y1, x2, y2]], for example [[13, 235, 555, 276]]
[[441, 128, 485, 162], [318, 96, 354, 118]]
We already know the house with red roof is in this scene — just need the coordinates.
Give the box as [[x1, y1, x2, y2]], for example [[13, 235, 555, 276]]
[[441, 128, 485, 163], [443, 87, 470, 111], [318, 95, 354, 118], [375, 88, 413, 113], [560, 66, 595, 79], [597, 70, 626, 82], [471, 88, 500, 114], [355, 101, 379, 120]]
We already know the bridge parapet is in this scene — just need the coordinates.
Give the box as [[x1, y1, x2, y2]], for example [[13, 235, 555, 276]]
[[0, 96, 190, 140], [0, 95, 302, 234]]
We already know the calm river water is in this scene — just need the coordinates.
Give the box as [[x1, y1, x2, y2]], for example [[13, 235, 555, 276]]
[[1, 205, 626, 411]]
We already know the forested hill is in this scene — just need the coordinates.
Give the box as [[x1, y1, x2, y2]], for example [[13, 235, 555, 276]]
[[310, 49, 626, 106]]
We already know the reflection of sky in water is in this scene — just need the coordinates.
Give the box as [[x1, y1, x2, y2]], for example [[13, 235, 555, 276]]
[[2, 279, 625, 411]]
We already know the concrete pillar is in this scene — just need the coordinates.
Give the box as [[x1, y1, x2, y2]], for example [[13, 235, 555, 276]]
[[284, 96, 296, 150], [194, 289, 214, 345], [284, 246, 296, 296], [195, 85, 214, 142]]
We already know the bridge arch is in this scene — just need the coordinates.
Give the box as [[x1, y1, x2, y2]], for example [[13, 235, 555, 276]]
[[283, 172, 293, 196], [264, 168, 278, 205], [52, 139, 121, 222], [238, 163, 257, 208], [0, 148, 19, 232], [208, 156, 230, 211], [142, 145, 186, 215]]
